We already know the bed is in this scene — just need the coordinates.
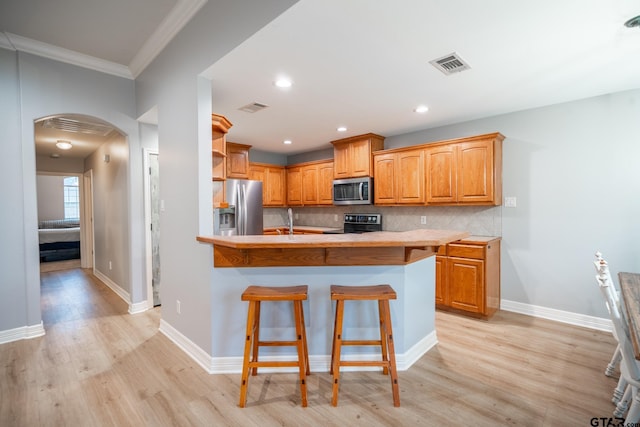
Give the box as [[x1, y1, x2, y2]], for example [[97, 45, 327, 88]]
[[38, 219, 81, 262]]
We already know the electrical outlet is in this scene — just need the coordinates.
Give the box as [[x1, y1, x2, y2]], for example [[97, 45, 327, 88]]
[[295, 213, 299, 220], [334, 214, 338, 222], [109, 261, 112, 270], [176, 300, 181, 314], [420, 216, 427, 225]]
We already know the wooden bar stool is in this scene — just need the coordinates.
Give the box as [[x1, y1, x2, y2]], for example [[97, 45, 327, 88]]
[[330, 284, 400, 407], [239, 285, 310, 408]]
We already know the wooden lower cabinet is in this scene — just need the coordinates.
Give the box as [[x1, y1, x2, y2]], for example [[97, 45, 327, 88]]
[[435, 237, 501, 318]]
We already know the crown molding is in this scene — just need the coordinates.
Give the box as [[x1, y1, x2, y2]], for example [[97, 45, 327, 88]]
[[129, 0, 207, 78], [5, 32, 133, 79]]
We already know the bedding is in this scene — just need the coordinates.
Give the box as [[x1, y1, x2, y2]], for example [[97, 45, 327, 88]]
[[38, 219, 81, 262]]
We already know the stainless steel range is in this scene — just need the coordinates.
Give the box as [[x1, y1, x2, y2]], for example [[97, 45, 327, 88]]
[[343, 213, 382, 233]]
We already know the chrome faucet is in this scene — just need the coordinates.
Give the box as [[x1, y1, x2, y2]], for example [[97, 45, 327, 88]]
[[288, 208, 294, 235]]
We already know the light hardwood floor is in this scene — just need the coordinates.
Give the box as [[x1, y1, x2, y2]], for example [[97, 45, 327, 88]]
[[1, 268, 621, 426]]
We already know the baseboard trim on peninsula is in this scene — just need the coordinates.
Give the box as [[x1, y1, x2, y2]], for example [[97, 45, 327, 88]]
[[159, 319, 438, 374], [0, 321, 45, 345], [501, 299, 612, 332]]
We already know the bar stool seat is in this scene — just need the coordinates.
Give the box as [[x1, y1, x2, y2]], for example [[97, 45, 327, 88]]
[[330, 284, 400, 407], [239, 285, 310, 408]]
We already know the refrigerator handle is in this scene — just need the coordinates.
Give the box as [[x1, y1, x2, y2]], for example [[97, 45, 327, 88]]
[[236, 184, 244, 235], [241, 184, 248, 235]]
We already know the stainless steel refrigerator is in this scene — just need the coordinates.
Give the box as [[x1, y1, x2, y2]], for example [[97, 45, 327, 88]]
[[214, 179, 263, 235]]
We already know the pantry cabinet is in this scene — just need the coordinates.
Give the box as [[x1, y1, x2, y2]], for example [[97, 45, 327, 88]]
[[425, 133, 503, 205], [373, 148, 424, 204], [332, 133, 385, 178], [435, 237, 501, 318], [249, 163, 286, 207]]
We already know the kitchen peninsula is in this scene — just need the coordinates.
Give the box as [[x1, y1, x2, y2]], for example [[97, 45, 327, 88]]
[[197, 229, 468, 372]]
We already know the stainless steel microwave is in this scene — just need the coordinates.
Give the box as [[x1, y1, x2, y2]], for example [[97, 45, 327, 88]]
[[333, 177, 373, 205]]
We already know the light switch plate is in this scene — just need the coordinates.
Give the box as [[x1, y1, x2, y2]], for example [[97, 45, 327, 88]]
[[504, 197, 517, 208]]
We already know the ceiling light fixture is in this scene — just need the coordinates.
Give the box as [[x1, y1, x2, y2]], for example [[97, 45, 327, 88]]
[[625, 15, 640, 28], [283, 139, 292, 145], [274, 78, 292, 88], [337, 126, 347, 132], [56, 140, 73, 150], [414, 105, 429, 114]]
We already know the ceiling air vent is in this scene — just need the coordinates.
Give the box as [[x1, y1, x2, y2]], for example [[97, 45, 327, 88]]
[[429, 52, 471, 75], [238, 102, 269, 113], [40, 117, 115, 136]]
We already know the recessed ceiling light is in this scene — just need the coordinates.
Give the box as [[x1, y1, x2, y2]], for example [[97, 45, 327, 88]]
[[274, 78, 292, 88], [283, 139, 292, 145], [414, 105, 429, 114], [56, 140, 73, 150], [337, 126, 347, 132]]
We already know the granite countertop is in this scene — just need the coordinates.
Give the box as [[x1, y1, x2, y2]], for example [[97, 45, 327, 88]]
[[264, 225, 343, 234]]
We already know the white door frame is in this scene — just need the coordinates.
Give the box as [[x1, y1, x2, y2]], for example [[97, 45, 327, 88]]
[[143, 148, 159, 309], [81, 170, 94, 269]]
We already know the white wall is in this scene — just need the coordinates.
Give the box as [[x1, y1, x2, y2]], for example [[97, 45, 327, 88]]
[[36, 175, 64, 221], [135, 0, 299, 355], [85, 132, 130, 292], [0, 48, 141, 335], [385, 89, 640, 318]]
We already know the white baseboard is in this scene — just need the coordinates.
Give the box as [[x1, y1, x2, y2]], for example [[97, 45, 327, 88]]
[[129, 301, 149, 315], [159, 319, 215, 373], [93, 268, 149, 315], [501, 299, 612, 332], [159, 319, 438, 374], [0, 321, 45, 344]]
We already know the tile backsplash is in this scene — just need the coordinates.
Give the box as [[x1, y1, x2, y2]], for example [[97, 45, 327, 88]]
[[264, 205, 502, 236]]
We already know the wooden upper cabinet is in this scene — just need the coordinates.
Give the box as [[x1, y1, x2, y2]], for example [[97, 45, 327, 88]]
[[211, 114, 232, 182], [226, 142, 251, 179], [317, 161, 334, 205], [302, 164, 319, 205], [332, 133, 385, 179], [425, 144, 456, 203], [292, 160, 334, 206], [265, 166, 286, 206], [373, 148, 424, 205], [426, 133, 503, 205], [249, 163, 286, 207], [286, 166, 303, 206]]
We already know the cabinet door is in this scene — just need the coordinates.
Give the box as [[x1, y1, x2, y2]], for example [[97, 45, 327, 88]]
[[425, 144, 457, 203], [435, 256, 446, 306], [350, 138, 372, 177], [397, 149, 424, 204], [373, 153, 396, 204], [249, 164, 266, 204], [447, 257, 485, 314], [333, 143, 351, 179], [317, 161, 334, 205], [265, 167, 286, 206], [457, 140, 494, 203], [286, 167, 303, 206], [302, 165, 318, 205], [227, 143, 250, 178]]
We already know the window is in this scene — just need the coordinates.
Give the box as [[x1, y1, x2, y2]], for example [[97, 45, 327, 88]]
[[63, 176, 79, 220]]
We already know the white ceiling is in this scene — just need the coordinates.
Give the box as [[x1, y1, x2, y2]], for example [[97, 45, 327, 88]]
[[2, 0, 640, 158]]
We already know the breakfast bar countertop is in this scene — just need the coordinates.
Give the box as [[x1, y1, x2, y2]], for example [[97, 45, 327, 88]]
[[197, 229, 470, 249], [197, 229, 470, 268]]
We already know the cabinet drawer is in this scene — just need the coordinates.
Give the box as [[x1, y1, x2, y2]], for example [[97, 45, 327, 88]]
[[448, 243, 484, 260]]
